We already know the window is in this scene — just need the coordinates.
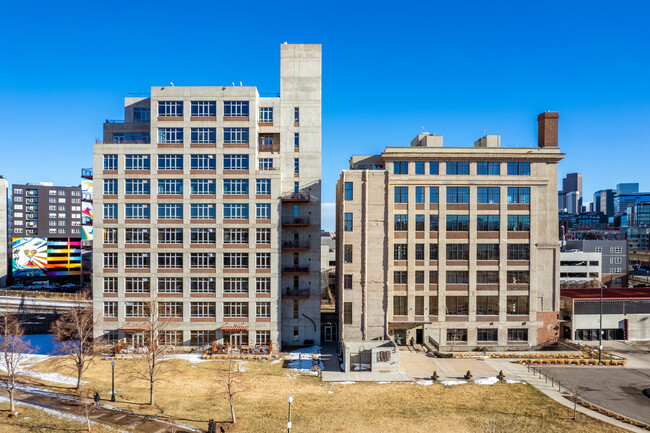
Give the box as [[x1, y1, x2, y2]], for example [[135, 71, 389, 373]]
[[507, 187, 530, 204], [447, 161, 469, 175], [447, 187, 470, 203], [344, 275, 352, 289], [447, 215, 469, 231], [103, 228, 117, 244], [344, 182, 353, 200], [190, 128, 216, 144], [256, 331, 271, 346], [393, 161, 408, 174], [507, 162, 530, 176], [415, 244, 425, 260], [414, 296, 425, 315], [256, 302, 271, 318], [394, 271, 407, 284], [294, 158, 299, 174], [223, 179, 249, 195], [477, 271, 499, 284], [394, 187, 408, 203], [224, 101, 249, 117], [477, 244, 499, 260], [415, 215, 425, 231], [343, 303, 353, 324], [477, 162, 500, 175], [477, 215, 500, 232], [125, 253, 150, 269], [429, 244, 438, 260], [427, 188, 439, 206], [508, 215, 530, 231], [223, 128, 249, 144], [446, 244, 469, 260], [294, 107, 300, 123], [104, 302, 117, 318], [103, 179, 117, 195], [259, 107, 273, 122], [125, 277, 151, 293], [415, 186, 425, 203], [103, 203, 117, 219], [614, 246, 623, 254], [259, 158, 273, 170], [224, 253, 248, 269], [446, 296, 469, 315], [446, 271, 469, 284], [190, 179, 216, 195], [507, 244, 530, 260], [256, 179, 271, 195], [158, 179, 183, 195], [394, 215, 408, 231], [133, 107, 150, 122], [158, 278, 183, 294], [125, 204, 150, 219], [104, 154, 117, 170], [507, 329, 528, 342], [191, 253, 216, 269], [429, 162, 439, 175], [256, 228, 271, 244], [477, 187, 500, 204], [223, 154, 249, 170], [223, 228, 248, 244], [506, 296, 529, 315], [125, 154, 151, 170], [190, 228, 216, 244], [223, 302, 249, 318], [190, 331, 216, 346], [477, 296, 499, 315], [413, 270, 424, 284], [429, 296, 438, 315], [191, 101, 216, 117], [158, 154, 184, 171], [394, 244, 408, 260], [344, 213, 353, 231], [256, 253, 271, 269], [393, 296, 407, 315], [294, 133, 299, 149], [415, 161, 425, 175], [507, 270, 529, 284], [190, 154, 215, 170], [103, 277, 118, 293], [125, 228, 150, 244], [158, 128, 183, 144], [125, 179, 150, 195], [191, 302, 216, 318], [223, 278, 248, 293], [158, 101, 183, 117], [223, 203, 248, 220], [191, 278, 216, 293], [256, 278, 271, 293], [256, 204, 271, 219], [477, 329, 498, 342], [191, 203, 216, 219], [158, 228, 183, 244], [430, 215, 439, 231], [344, 245, 353, 263], [158, 253, 183, 269]]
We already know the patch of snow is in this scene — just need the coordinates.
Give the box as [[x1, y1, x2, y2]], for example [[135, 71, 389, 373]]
[[285, 346, 324, 376], [270, 357, 284, 364], [0, 353, 85, 386], [328, 381, 356, 385], [416, 380, 434, 386], [440, 380, 467, 386], [506, 379, 524, 384], [168, 353, 209, 364], [377, 381, 394, 384], [474, 377, 499, 385], [327, 391, 334, 394]]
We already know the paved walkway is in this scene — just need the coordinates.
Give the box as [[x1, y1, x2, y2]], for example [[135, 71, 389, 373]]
[[13, 386, 200, 433]]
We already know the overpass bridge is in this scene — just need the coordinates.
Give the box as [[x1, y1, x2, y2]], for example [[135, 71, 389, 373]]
[[0, 291, 92, 333]]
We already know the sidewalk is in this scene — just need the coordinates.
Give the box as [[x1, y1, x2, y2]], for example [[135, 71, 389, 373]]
[[13, 386, 200, 433]]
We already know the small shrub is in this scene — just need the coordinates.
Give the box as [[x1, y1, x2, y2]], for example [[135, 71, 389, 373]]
[[472, 346, 489, 352], [433, 351, 453, 358], [431, 371, 439, 381], [464, 370, 472, 379], [497, 370, 505, 380]]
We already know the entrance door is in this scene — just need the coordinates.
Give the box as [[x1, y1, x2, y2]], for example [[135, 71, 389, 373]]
[[324, 325, 334, 342], [416, 329, 423, 345], [132, 332, 144, 349]]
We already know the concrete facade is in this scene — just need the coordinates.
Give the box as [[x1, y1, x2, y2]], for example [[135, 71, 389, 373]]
[[565, 239, 627, 285], [0, 178, 7, 287], [559, 251, 602, 284], [337, 112, 565, 352], [93, 44, 321, 350]]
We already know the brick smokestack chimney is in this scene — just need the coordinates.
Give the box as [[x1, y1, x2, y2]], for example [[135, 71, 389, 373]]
[[537, 111, 559, 148]]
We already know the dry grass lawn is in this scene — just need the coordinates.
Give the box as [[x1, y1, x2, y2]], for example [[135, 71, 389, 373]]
[[0, 402, 121, 433], [19, 356, 628, 433]]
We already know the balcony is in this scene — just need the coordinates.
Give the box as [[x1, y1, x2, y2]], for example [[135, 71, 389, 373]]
[[282, 217, 310, 227], [282, 265, 310, 274], [281, 241, 310, 250], [81, 168, 93, 180], [281, 192, 310, 203], [282, 288, 310, 299], [258, 142, 280, 153]]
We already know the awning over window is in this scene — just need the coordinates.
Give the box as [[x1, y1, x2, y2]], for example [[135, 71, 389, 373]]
[[119, 325, 148, 331], [221, 325, 249, 332]]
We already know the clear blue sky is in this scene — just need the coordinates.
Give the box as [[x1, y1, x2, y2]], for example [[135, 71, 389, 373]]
[[1, 1, 649, 231]]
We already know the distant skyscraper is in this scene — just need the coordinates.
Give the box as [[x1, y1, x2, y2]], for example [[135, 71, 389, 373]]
[[562, 173, 582, 213], [593, 189, 615, 218], [616, 183, 639, 195]]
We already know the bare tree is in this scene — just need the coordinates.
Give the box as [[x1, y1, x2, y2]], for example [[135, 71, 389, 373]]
[[50, 305, 96, 389], [565, 379, 585, 422], [126, 298, 173, 406], [214, 348, 247, 424], [0, 314, 32, 414]]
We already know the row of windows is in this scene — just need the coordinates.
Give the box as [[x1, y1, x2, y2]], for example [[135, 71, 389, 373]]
[[14, 228, 81, 235], [392, 243, 529, 261], [104, 154, 257, 171], [103, 228, 271, 245], [389, 295, 529, 316], [446, 328, 529, 343], [101, 329, 272, 347], [104, 300, 271, 319], [384, 269, 530, 285], [103, 203, 271, 220], [390, 214, 530, 232], [103, 178, 271, 196], [392, 186, 530, 204], [103, 252, 273, 269], [13, 189, 81, 197], [392, 161, 530, 176], [104, 277, 272, 294], [155, 101, 299, 122]]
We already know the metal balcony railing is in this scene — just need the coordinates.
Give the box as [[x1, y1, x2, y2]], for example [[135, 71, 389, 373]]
[[281, 217, 310, 226], [281, 192, 310, 202], [282, 288, 310, 298], [281, 241, 310, 249], [282, 265, 310, 273]]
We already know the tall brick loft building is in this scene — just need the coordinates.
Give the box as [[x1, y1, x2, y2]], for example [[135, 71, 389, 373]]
[[93, 44, 322, 351], [336, 112, 564, 351]]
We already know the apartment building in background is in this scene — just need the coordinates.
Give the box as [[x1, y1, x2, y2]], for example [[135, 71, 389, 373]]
[[336, 112, 564, 358], [0, 177, 7, 287], [10, 183, 82, 285], [565, 239, 627, 286], [93, 44, 322, 350]]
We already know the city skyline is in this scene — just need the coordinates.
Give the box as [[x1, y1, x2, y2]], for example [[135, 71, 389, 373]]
[[2, 1, 650, 232]]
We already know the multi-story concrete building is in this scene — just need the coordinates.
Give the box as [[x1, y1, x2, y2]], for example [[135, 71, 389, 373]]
[[559, 251, 601, 285], [0, 177, 7, 287], [93, 44, 322, 350], [336, 112, 564, 353], [565, 239, 627, 286], [10, 183, 82, 285]]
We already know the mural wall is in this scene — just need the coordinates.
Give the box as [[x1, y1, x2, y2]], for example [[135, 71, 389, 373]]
[[12, 237, 82, 278]]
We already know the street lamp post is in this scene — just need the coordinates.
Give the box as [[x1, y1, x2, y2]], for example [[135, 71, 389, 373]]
[[111, 361, 116, 402], [599, 285, 604, 365], [287, 396, 293, 433]]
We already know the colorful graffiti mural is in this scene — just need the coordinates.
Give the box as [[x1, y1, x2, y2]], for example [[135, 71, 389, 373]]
[[12, 237, 48, 277]]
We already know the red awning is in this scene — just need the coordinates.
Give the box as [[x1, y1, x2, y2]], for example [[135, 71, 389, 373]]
[[221, 325, 249, 332]]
